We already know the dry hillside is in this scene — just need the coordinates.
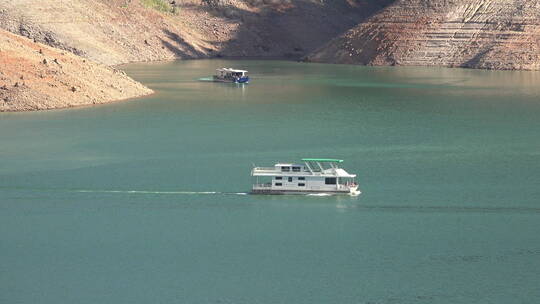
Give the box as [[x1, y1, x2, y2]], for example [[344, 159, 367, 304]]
[[0, 0, 391, 111], [0, 29, 152, 111], [0, 0, 389, 65], [0, 0, 392, 111], [2, 0, 540, 112], [307, 0, 540, 70]]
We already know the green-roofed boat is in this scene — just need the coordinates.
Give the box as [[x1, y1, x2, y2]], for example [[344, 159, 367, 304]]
[[251, 159, 360, 195]]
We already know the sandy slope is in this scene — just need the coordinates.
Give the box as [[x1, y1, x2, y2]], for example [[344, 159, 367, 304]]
[[0, 0, 382, 65], [0, 29, 152, 112], [3, 0, 539, 112], [0, 0, 387, 111]]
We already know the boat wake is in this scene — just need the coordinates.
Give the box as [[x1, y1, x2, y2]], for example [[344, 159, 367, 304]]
[[0, 187, 248, 196], [73, 189, 249, 196], [197, 77, 214, 82], [306, 193, 334, 197], [3, 187, 357, 198], [73, 190, 348, 197]]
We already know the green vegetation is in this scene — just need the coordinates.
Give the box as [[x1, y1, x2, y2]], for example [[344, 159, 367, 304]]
[[140, 0, 179, 14]]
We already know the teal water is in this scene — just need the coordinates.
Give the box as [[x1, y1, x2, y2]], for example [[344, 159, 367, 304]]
[[1, 60, 540, 303]]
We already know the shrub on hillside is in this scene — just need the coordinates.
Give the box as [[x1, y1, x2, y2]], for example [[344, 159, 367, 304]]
[[140, 0, 179, 14]]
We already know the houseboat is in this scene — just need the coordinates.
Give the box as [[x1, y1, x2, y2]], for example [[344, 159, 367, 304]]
[[213, 68, 249, 83], [251, 158, 360, 195]]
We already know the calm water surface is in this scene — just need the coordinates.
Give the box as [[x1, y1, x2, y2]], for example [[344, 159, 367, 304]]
[[1, 60, 540, 303]]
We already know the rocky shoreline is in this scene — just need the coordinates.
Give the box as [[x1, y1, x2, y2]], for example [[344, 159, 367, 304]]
[[306, 0, 540, 70], [0, 29, 152, 112], [1, 0, 383, 111], [1, 0, 538, 112]]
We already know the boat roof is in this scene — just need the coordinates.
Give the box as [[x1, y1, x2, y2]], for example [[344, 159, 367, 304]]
[[302, 158, 344, 163], [216, 67, 248, 73], [334, 168, 356, 178], [275, 163, 303, 167]]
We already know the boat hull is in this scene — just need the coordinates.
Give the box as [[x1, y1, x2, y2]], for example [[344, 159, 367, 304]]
[[213, 76, 249, 83], [251, 188, 360, 195], [236, 76, 249, 83]]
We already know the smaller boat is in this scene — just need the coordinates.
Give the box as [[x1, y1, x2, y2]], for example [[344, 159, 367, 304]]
[[251, 158, 360, 196], [213, 68, 249, 83]]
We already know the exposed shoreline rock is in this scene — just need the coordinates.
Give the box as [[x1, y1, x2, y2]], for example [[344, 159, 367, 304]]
[[0, 29, 152, 112], [0, 0, 389, 112], [1, 0, 539, 112], [0, 0, 383, 66], [306, 0, 540, 70]]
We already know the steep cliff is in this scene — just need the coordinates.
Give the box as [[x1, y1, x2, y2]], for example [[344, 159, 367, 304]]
[[0, 29, 152, 111], [307, 0, 540, 70]]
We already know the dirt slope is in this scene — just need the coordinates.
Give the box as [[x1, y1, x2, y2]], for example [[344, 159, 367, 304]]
[[0, 0, 388, 65], [307, 0, 540, 70], [3, 0, 539, 112], [0, 0, 210, 65], [0, 29, 152, 112]]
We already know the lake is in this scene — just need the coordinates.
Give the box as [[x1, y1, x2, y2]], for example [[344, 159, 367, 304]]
[[1, 60, 540, 303]]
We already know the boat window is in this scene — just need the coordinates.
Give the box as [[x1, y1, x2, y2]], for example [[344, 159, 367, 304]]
[[281, 167, 290, 172], [288, 177, 293, 182], [325, 178, 337, 185], [275, 177, 282, 180], [298, 177, 305, 180], [292, 167, 301, 172], [298, 183, 305, 187], [275, 183, 282, 186]]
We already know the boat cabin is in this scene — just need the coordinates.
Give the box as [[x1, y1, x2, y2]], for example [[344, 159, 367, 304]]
[[213, 68, 249, 83], [251, 158, 360, 195]]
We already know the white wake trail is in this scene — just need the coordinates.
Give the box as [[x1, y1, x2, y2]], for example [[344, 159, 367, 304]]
[[72, 189, 247, 196]]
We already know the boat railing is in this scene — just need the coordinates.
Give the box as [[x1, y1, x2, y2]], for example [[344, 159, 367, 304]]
[[253, 168, 338, 176], [253, 167, 276, 171], [252, 167, 280, 174], [253, 183, 272, 188], [337, 182, 357, 190]]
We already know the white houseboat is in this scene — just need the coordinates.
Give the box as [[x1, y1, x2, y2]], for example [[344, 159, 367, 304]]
[[213, 68, 249, 83], [251, 158, 360, 195]]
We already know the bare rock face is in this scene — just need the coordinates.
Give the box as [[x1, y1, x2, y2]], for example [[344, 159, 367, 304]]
[[307, 0, 540, 70], [0, 29, 153, 112], [0, 0, 211, 65], [0, 0, 388, 65]]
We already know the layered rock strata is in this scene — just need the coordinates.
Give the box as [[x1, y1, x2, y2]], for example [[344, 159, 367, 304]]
[[307, 0, 540, 70]]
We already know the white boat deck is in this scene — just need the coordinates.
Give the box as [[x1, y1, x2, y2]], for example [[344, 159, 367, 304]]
[[252, 167, 354, 177], [252, 167, 310, 175], [253, 182, 352, 190], [250, 159, 360, 195]]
